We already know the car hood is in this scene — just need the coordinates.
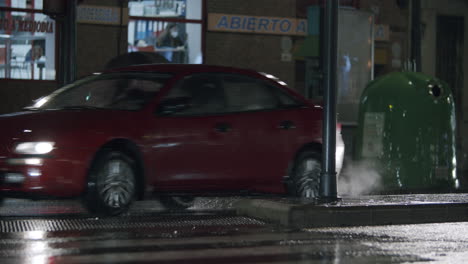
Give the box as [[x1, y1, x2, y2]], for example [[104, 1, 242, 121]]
[[0, 110, 140, 152]]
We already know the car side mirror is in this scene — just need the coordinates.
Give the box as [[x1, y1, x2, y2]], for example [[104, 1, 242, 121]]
[[156, 96, 192, 115]]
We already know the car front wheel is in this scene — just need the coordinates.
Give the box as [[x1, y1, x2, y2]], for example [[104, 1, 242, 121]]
[[84, 151, 137, 216], [289, 150, 322, 198]]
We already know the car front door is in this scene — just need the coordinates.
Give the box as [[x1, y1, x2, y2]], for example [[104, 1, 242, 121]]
[[221, 74, 300, 193], [146, 74, 243, 192]]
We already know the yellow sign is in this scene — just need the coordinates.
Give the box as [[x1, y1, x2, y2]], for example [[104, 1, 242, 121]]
[[375, 24, 390, 41], [208, 13, 307, 36]]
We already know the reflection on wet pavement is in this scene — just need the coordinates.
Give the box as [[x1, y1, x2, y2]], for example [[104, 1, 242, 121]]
[[0, 198, 466, 263], [0, 223, 427, 264], [0, 197, 241, 217]]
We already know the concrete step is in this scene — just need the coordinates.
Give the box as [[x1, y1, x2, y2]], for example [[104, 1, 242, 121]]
[[234, 194, 468, 228]]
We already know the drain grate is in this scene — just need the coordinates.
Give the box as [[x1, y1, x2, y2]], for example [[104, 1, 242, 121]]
[[0, 215, 266, 233]]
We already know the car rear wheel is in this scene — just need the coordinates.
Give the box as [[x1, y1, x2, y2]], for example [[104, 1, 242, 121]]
[[289, 150, 322, 198], [160, 196, 195, 210], [84, 151, 137, 216]]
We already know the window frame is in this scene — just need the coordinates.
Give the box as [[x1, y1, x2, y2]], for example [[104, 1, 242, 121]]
[[0, 4, 59, 82]]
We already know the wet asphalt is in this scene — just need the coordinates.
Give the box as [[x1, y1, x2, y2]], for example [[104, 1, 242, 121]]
[[1, 197, 468, 263]]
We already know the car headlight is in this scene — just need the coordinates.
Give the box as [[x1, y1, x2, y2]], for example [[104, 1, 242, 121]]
[[15, 142, 55, 155]]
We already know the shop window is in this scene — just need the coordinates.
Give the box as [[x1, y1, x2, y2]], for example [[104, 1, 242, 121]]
[[128, 0, 203, 64], [0, 0, 43, 10], [0, 0, 56, 80]]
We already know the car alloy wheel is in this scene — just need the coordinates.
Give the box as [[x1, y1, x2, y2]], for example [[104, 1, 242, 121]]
[[291, 151, 322, 198], [85, 151, 136, 216], [98, 159, 136, 209]]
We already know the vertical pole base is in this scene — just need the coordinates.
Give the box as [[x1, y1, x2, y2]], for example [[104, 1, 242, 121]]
[[316, 196, 342, 204]]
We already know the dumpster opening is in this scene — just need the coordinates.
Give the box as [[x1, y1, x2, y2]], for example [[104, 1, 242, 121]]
[[430, 84, 442, 98]]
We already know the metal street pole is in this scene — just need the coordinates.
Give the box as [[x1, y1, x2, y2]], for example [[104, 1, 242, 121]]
[[68, 0, 77, 84], [411, 0, 421, 72], [58, 0, 77, 86], [319, 0, 339, 202]]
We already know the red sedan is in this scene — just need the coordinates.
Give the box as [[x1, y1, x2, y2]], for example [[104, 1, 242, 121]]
[[0, 64, 344, 215]]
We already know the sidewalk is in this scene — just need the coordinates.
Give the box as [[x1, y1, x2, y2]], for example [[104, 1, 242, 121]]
[[234, 194, 468, 228]]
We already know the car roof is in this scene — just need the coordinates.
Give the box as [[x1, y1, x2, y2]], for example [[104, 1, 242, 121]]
[[104, 64, 263, 77]]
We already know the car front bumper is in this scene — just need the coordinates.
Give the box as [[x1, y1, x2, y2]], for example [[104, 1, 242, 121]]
[[0, 151, 90, 198]]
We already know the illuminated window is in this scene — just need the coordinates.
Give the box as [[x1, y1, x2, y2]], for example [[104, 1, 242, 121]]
[[0, 0, 56, 80], [0, 0, 43, 9], [128, 0, 203, 64]]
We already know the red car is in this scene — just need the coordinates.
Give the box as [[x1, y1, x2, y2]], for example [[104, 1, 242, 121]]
[[0, 64, 344, 215]]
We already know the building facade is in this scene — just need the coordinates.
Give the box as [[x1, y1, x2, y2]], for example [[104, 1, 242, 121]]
[[0, 0, 467, 184]]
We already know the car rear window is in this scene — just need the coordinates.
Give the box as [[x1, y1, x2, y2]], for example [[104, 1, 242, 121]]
[[222, 74, 303, 112]]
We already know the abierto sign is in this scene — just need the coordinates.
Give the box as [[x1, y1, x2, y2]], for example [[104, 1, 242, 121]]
[[208, 13, 307, 36]]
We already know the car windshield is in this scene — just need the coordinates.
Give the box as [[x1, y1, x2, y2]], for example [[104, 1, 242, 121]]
[[27, 73, 172, 111]]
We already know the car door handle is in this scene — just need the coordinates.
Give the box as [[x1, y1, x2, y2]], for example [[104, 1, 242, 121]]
[[278, 120, 296, 130], [214, 123, 232, 133]]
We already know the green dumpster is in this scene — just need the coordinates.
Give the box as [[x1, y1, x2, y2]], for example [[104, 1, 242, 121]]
[[355, 71, 459, 192]]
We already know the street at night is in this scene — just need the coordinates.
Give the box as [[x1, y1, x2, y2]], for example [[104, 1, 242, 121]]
[[1, 198, 468, 263], [1, 0, 468, 263]]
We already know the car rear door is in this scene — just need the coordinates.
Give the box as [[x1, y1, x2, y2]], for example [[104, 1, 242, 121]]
[[147, 73, 244, 191]]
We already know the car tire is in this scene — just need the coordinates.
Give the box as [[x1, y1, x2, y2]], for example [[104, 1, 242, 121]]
[[288, 150, 322, 198], [84, 150, 137, 216], [160, 196, 195, 210]]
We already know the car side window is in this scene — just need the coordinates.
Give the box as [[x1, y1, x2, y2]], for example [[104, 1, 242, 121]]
[[269, 84, 304, 108], [223, 75, 280, 112], [37, 74, 168, 111], [164, 74, 226, 115]]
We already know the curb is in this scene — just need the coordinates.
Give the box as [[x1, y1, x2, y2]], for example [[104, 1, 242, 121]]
[[234, 199, 468, 228]]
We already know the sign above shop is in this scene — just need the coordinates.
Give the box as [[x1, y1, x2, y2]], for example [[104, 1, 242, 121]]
[[77, 5, 129, 26], [0, 18, 54, 33], [208, 13, 307, 36]]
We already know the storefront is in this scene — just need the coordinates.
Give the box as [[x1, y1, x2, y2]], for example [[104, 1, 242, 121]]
[[0, 0, 366, 115], [127, 0, 203, 64], [0, 0, 57, 81], [0, 0, 383, 120], [0, 0, 58, 114]]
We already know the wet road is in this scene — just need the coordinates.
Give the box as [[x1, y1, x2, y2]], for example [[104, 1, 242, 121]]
[[1, 198, 468, 263]]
